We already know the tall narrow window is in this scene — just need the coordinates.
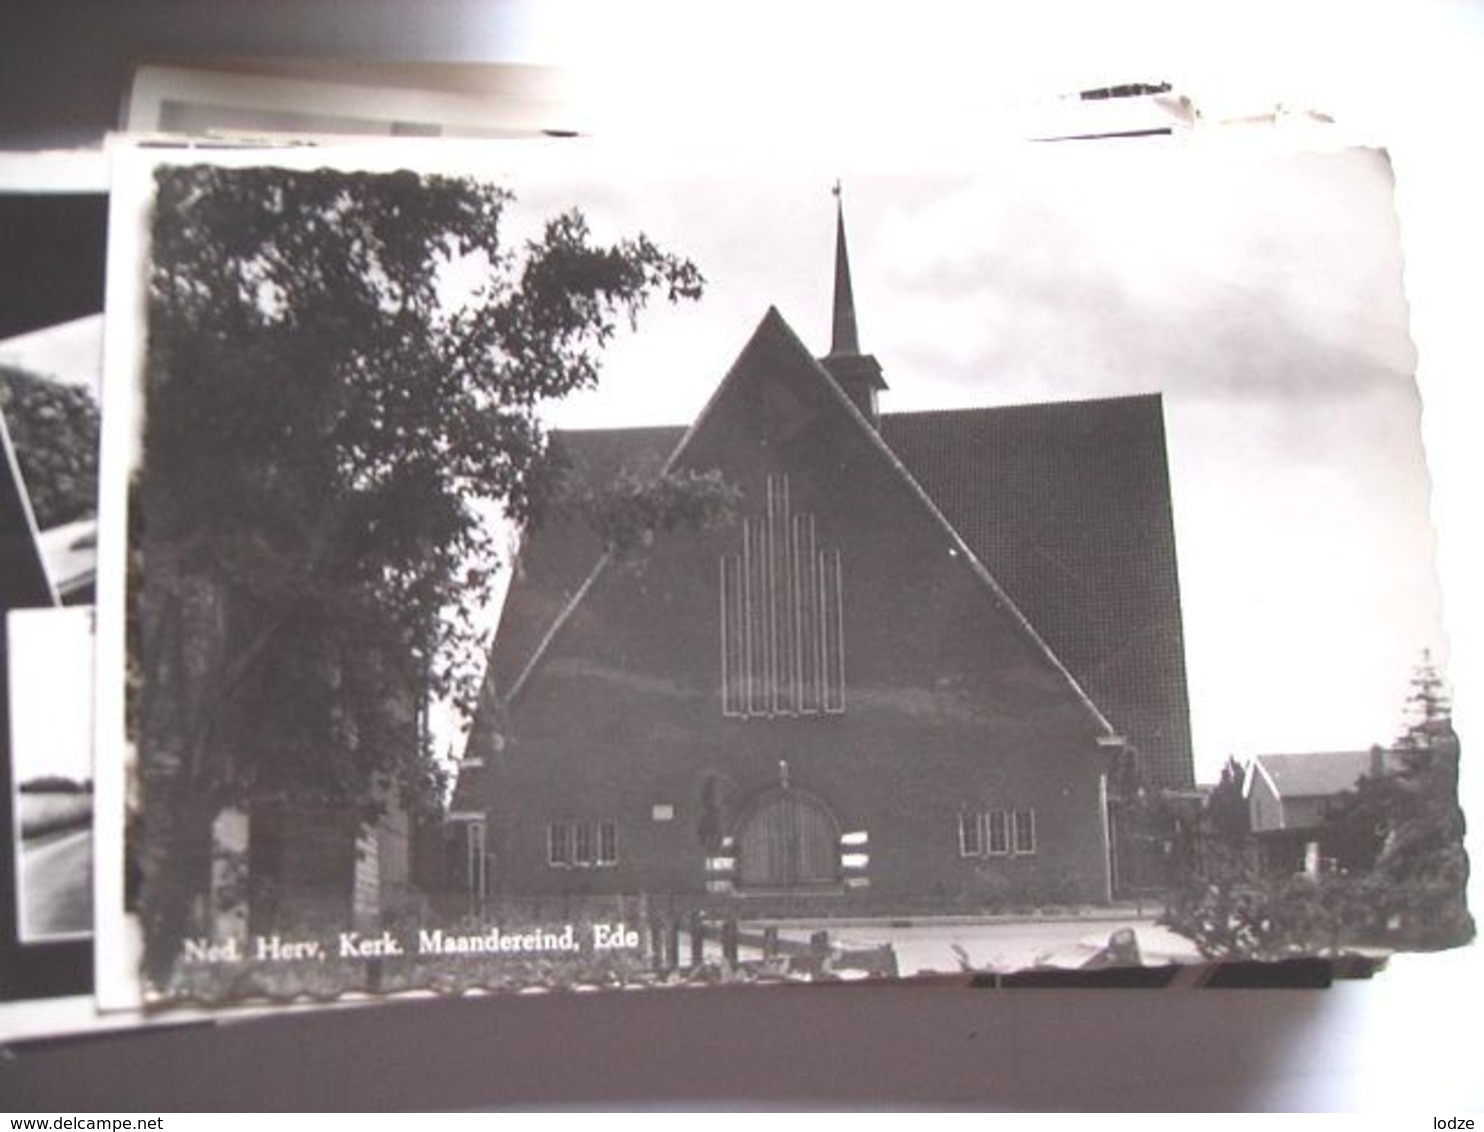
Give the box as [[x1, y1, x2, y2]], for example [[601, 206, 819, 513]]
[[769, 477, 795, 714], [819, 548, 845, 712], [719, 555, 745, 715], [796, 511, 820, 713], [720, 475, 846, 718], [746, 517, 769, 715]]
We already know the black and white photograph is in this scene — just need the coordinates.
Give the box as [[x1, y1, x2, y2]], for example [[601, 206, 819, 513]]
[[7, 605, 95, 944], [0, 314, 102, 612], [0, 173, 107, 1003], [95, 139, 1471, 1008]]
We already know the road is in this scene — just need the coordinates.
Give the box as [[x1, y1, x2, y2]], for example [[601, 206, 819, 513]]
[[18, 824, 92, 940]]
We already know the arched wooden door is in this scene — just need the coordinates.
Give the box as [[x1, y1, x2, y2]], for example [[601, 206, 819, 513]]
[[735, 789, 840, 889]]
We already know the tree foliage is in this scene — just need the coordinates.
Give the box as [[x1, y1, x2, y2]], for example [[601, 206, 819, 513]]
[[557, 465, 742, 555], [1395, 649, 1454, 753], [1328, 653, 1472, 948], [1162, 653, 1473, 959], [1205, 755, 1251, 847], [138, 165, 705, 974], [1159, 754, 1379, 962], [0, 363, 100, 529]]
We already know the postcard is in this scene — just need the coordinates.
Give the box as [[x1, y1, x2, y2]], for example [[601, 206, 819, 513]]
[[94, 137, 1470, 1008], [123, 60, 581, 142], [0, 167, 107, 1006]]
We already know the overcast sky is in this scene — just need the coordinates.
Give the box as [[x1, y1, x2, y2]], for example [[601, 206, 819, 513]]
[[493, 141, 1444, 783]]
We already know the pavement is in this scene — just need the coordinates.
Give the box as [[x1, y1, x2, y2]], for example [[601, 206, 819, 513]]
[[760, 913, 1203, 975]]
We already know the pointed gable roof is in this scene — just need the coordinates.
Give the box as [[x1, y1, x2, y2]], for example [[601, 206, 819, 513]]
[[484, 424, 680, 702], [482, 305, 1117, 740]]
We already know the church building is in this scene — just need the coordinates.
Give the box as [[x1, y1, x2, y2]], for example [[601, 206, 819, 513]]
[[449, 201, 1193, 912]]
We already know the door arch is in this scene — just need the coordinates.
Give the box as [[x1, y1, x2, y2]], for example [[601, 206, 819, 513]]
[[734, 788, 840, 889]]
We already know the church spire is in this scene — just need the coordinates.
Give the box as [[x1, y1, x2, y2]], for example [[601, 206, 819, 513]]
[[830, 182, 860, 357], [819, 183, 887, 426]]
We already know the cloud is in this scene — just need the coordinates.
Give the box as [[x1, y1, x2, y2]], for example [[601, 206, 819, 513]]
[[873, 147, 1415, 413]]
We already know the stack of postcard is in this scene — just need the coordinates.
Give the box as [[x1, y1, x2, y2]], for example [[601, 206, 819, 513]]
[[1, 72, 1474, 1039]]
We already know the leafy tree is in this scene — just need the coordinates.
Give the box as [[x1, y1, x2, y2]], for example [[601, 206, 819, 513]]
[[556, 463, 741, 555], [1110, 751, 1247, 901], [0, 363, 100, 529], [138, 164, 708, 981], [1164, 652, 1473, 959], [1159, 757, 1278, 959]]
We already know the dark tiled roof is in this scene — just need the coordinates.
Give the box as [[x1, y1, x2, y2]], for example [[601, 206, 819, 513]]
[[483, 396, 1194, 789], [484, 426, 682, 699], [880, 396, 1193, 789]]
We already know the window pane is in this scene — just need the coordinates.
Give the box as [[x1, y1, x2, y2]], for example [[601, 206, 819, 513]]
[[987, 810, 1009, 855], [548, 823, 570, 867], [1013, 809, 1036, 855], [574, 822, 595, 866], [598, 821, 618, 865], [958, 812, 983, 857]]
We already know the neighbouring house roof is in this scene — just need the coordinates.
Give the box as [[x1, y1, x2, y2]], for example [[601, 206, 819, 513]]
[[1247, 749, 1398, 802], [473, 311, 1194, 790]]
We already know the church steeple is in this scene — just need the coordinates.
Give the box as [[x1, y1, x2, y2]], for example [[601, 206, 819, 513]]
[[830, 188, 860, 356], [820, 184, 887, 426]]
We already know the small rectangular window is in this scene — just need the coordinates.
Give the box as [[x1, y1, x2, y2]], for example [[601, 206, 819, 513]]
[[986, 810, 1010, 856], [1012, 809, 1036, 855], [958, 812, 984, 857], [547, 823, 570, 867]]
